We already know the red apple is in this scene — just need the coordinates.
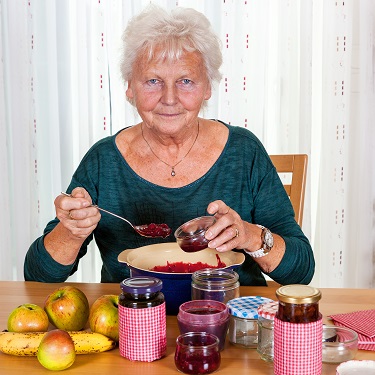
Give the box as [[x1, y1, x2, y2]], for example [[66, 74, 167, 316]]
[[7, 303, 49, 332], [44, 286, 89, 331], [37, 329, 76, 371], [89, 294, 119, 342]]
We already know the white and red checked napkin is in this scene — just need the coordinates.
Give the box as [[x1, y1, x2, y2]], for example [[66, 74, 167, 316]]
[[329, 309, 375, 351]]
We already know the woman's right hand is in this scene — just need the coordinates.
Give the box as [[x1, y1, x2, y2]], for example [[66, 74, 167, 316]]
[[55, 187, 100, 240]]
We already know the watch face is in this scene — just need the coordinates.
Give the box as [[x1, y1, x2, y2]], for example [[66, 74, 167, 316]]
[[264, 229, 274, 248]]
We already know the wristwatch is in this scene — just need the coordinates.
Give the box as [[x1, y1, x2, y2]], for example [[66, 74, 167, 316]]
[[245, 225, 274, 258]]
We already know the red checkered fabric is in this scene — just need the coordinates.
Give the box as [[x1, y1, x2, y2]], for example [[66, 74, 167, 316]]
[[274, 316, 323, 375], [333, 321, 375, 351], [329, 310, 375, 337], [119, 303, 167, 362]]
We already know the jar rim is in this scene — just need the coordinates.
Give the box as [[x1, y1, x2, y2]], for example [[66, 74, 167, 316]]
[[192, 268, 239, 286]]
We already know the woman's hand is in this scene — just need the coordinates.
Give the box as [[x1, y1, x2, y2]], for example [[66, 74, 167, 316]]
[[55, 187, 100, 240], [205, 200, 262, 252]]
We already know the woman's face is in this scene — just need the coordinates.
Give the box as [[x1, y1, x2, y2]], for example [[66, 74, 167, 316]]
[[126, 49, 212, 135]]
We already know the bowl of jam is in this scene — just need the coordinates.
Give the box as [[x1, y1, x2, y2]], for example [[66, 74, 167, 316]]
[[175, 332, 221, 374], [118, 243, 245, 315], [174, 216, 216, 252]]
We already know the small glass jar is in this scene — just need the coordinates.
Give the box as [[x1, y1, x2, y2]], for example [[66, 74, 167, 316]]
[[257, 301, 278, 362], [226, 296, 273, 348], [175, 332, 221, 375], [174, 216, 216, 252], [191, 269, 240, 303], [118, 276, 167, 362], [177, 299, 230, 351]]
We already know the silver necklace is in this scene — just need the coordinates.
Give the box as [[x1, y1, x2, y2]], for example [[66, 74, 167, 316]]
[[141, 122, 200, 177]]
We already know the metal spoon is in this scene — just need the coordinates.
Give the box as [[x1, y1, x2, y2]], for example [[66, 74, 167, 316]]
[[60, 192, 171, 238]]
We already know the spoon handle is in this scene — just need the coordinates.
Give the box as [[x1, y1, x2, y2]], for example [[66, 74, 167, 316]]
[[60, 192, 134, 228]]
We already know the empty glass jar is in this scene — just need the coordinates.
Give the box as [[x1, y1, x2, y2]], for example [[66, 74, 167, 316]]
[[191, 268, 240, 303]]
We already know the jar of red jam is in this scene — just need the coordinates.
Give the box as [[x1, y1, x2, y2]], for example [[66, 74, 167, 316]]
[[177, 299, 230, 351], [175, 332, 221, 375], [118, 277, 166, 362], [274, 284, 323, 375]]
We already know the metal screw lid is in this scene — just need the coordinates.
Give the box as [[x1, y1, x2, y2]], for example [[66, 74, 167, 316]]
[[276, 284, 321, 304], [120, 276, 163, 294]]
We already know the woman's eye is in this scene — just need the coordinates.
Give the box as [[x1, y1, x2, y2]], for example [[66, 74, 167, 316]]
[[181, 79, 192, 85], [147, 79, 159, 85]]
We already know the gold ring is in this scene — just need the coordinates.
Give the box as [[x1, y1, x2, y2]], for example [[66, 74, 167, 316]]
[[235, 227, 239, 238], [68, 211, 73, 219]]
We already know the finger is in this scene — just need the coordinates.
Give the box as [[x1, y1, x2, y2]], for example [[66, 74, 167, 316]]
[[208, 225, 240, 251]]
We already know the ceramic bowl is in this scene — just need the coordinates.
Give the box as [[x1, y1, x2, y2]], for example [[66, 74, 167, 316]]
[[322, 325, 358, 364], [118, 242, 245, 315]]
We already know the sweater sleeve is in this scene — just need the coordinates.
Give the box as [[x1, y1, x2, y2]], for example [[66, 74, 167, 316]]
[[24, 218, 92, 282]]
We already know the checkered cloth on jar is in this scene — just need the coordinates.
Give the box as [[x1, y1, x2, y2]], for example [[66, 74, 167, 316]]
[[273, 317, 323, 375], [119, 303, 167, 362]]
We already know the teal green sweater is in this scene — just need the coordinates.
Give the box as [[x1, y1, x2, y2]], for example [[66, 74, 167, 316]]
[[24, 123, 314, 285]]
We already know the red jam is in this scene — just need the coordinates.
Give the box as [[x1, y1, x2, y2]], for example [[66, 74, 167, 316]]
[[151, 255, 226, 273], [185, 308, 222, 315], [179, 239, 209, 252], [174, 332, 221, 374], [136, 223, 171, 238]]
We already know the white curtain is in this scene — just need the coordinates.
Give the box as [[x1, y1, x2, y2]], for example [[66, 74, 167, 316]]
[[1, 0, 374, 287]]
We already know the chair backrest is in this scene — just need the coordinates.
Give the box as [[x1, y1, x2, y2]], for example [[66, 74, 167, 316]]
[[269, 154, 308, 227]]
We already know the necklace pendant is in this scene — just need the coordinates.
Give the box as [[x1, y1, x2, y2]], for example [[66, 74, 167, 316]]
[[171, 167, 176, 177]]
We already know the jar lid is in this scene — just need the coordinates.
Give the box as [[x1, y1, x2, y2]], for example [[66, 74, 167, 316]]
[[227, 296, 273, 319], [276, 284, 321, 304], [120, 276, 163, 294], [257, 300, 278, 320]]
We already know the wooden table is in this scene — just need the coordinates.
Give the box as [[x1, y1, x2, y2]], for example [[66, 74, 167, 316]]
[[0, 281, 374, 374]]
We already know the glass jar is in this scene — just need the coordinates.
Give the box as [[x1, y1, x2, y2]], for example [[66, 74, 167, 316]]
[[118, 276, 167, 362], [274, 284, 323, 375], [177, 299, 230, 351], [257, 300, 278, 362], [191, 268, 240, 303], [226, 296, 273, 348], [175, 332, 221, 375], [276, 284, 321, 323]]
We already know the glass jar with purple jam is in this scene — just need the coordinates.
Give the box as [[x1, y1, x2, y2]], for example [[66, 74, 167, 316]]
[[177, 299, 230, 351], [174, 216, 216, 252], [118, 277, 167, 362], [175, 332, 221, 375]]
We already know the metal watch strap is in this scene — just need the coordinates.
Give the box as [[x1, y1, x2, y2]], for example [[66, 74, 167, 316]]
[[244, 225, 272, 258]]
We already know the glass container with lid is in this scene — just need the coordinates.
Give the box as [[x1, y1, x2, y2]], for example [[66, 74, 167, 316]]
[[257, 300, 278, 362], [274, 284, 323, 375], [118, 277, 166, 362], [226, 296, 273, 348]]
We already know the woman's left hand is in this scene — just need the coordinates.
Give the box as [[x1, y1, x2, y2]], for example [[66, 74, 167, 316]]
[[205, 200, 261, 252]]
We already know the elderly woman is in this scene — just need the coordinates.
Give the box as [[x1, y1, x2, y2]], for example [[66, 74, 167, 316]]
[[24, 5, 314, 286]]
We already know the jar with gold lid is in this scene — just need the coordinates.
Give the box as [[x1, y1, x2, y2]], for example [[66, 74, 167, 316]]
[[273, 284, 323, 375]]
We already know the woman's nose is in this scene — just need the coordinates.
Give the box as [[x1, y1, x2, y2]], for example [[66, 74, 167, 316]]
[[161, 84, 178, 105]]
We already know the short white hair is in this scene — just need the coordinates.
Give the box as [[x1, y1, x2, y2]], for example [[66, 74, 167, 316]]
[[120, 5, 222, 86]]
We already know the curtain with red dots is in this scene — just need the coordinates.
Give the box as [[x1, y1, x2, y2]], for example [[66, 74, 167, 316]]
[[0, 0, 374, 288]]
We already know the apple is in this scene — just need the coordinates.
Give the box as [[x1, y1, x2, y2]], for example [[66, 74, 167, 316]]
[[37, 329, 76, 371], [7, 303, 49, 332], [89, 295, 119, 342], [44, 286, 89, 331]]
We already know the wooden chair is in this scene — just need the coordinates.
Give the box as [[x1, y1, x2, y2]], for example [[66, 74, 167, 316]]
[[269, 154, 308, 227]]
